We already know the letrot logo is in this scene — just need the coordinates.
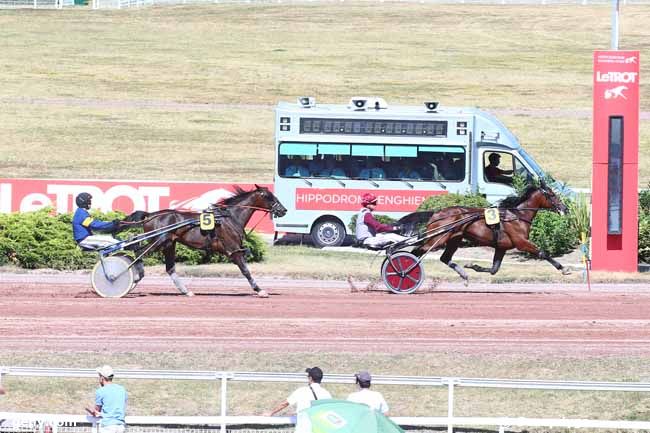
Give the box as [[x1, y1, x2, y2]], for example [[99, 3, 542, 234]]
[[604, 85, 628, 100], [596, 71, 638, 83]]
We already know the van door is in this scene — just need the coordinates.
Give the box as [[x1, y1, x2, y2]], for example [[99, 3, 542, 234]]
[[477, 149, 534, 203]]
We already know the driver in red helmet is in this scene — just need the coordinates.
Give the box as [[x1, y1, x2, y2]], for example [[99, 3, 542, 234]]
[[355, 193, 407, 249]]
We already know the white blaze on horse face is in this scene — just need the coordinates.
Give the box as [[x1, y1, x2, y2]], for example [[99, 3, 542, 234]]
[[170, 188, 234, 211]]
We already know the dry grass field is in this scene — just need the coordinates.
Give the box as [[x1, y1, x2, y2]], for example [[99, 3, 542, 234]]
[[0, 4, 649, 186], [2, 351, 650, 420]]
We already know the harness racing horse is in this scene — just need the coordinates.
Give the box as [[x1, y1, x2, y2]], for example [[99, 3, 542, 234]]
[[405, 184, 570, 284], [125, 185, 286, 297]]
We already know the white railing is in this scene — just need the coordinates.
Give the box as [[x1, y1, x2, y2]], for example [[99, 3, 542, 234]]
[[2, 366, 650, 433], [3, 412, 650, 433], [0, 0, 73, 8]]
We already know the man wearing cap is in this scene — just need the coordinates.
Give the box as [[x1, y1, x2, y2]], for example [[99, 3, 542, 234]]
[[265, 367, 332, 423], [355, 193, 407, 249], [72, 192, 122, 250], [347, 371, 389, 414], [87, 365, 128, 433]]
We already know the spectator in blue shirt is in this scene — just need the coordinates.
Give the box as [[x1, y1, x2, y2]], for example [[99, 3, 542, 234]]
[[87, 365, 128, 433], [72, 192, 120, 250]]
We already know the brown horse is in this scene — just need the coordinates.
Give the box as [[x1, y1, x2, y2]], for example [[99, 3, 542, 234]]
[[125, 185, 286, 297], [404, 184, 570, 283]]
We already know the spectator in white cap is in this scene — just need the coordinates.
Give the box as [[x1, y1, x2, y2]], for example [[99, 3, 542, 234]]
[[86, 365, 128, 433], [347, 371, 389, 414]]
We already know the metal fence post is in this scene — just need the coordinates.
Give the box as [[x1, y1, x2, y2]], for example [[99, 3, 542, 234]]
[[220, 373, 228, 433], [447, 378, 456, 433]]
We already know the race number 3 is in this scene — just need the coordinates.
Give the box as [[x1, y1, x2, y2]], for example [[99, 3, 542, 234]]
[[484, 208, 500, 225], [200, 213, 215, 230]]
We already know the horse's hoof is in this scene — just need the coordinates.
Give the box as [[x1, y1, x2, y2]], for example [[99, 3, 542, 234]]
[[463, 278, 469, 287], [185, 291, 195, 297], [257, 290, 269, 298], [561, 268, 572, 275]]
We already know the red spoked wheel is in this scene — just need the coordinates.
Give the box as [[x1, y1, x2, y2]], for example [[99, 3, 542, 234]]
[[381, 252, 424, 294]]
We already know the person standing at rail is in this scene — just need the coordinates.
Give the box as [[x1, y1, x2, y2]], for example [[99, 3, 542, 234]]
[[355, 193, 407, 249], [72, 192, 121, 250], [87, 365, 128, 433], [265, 367, 332, 431], [346, 371, 389, 414]]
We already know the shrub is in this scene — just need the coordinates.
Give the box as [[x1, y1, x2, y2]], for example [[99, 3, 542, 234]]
[[639, 211, 650, 264], [529, 210, 576, 257], [417, 192, 489, 212], [0, 209, 267, 270], [566, 192, 591, 238]]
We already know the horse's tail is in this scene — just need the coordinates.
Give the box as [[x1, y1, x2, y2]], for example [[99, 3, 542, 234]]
[[122, 210, 150, 225], [396, 211, 435, 237]]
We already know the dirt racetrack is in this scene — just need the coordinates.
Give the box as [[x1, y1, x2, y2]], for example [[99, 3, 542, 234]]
[[1, 273, 650, 356]]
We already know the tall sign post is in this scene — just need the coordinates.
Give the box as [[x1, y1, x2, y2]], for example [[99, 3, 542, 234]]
[[592, 50, 640, 272]]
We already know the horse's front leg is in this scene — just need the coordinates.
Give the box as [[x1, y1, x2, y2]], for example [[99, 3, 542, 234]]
[[465, 248, 506, 275], [515, 239, 571, 275], [164, 242, 194, 296], [230, 250, 268, 298]]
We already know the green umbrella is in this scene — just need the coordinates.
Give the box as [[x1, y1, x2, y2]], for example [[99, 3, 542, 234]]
[[296, 399, 404, 433]]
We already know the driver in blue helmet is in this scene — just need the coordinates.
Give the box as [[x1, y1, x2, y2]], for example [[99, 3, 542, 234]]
[[72, 192, 121, 250]]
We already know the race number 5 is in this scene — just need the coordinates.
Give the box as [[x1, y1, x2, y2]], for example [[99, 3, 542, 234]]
[[484, 208, 500, 225], [200, 213, 215, 230]]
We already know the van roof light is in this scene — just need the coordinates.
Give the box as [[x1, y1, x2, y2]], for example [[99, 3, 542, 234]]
[[424, 101, 439, 112], [349, 97, 388, 111], [481, 131, 500, 141], [298, 97, 315, 108]]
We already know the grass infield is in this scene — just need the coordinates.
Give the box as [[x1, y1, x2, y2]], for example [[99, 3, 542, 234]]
[[1, 351, 650, 421], [0, 4, 649, 186]]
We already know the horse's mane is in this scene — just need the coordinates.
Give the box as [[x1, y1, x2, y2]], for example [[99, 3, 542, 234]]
[[216, 186, 256, 206], [498, 185, 540, 209]]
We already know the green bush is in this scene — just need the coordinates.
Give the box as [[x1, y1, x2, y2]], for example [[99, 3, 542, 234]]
[[0, 209, 266, 270], [566, 192, 590, 238], [529, 210, 576, 257], [417, 192, 489, 212], [639, 185, 650, 264], [639, 211, 650, 264]]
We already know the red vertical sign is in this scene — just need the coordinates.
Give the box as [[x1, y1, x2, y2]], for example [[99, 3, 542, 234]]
[[592, 50, 640, 272]]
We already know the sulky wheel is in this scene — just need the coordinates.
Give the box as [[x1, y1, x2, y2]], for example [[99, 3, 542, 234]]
[[91, 255, 136, 298], [381, 252, 424, 294]]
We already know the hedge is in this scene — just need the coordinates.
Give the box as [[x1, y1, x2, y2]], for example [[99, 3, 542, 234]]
[[0, 208, 267, 270]]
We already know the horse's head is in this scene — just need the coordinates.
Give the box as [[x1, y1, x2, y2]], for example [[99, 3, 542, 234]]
[[253, 185, 287, 218], [536, 182, 567, 215]]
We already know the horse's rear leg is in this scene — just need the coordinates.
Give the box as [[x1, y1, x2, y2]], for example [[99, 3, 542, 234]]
[[231, 251, 268, 298], [163, 243, 194, 296], [515, 239, 571, 275], [465, 248, 506, 275], [440, 236, 469, 285]]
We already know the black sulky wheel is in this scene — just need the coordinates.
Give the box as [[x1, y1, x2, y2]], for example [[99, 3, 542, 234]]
[[91, 255, 136, 298], [381, 252, 424, 294]]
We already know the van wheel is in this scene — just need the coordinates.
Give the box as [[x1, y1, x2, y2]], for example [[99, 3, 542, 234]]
[[311, 219, 346, 248]]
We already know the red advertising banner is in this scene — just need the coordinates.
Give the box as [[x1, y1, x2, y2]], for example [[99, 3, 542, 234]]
[[295, 188, 447, 212], [591, 50, 640, 272], [593, 51, 639, 164], [0, 178, 275, 233]]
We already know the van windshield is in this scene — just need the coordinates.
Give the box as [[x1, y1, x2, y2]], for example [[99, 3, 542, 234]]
[[518, 149, 545, 178]]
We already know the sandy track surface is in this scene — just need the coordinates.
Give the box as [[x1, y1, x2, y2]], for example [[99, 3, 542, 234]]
[[1, 273, 649, 355]]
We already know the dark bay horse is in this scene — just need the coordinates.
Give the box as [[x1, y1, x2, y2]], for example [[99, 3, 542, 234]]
[[125, 185, 286, 297], [401, 184, 570, 284]]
